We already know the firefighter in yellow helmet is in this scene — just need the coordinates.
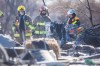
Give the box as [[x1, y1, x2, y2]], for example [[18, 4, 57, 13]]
[[14, 5, 33, 44], [17, 5, 26, 12]]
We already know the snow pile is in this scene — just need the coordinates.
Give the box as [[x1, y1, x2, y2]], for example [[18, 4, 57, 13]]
[[0, 34, 17, 48]]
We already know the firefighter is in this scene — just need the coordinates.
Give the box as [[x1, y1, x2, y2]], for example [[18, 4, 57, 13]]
[[66, 9, 80, 41], [14, 5, 33, 44], [33, 6, 51, 38], [0, 10, 4, 34]]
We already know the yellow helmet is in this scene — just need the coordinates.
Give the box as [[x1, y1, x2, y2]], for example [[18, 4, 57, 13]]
[[17, 5, 25, 11]]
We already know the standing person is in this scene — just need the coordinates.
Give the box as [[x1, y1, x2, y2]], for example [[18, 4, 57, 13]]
[[66, 9, 80, 42], [33, 6, 51, 38], [0, 10, 4, 34], [14, 5, 32, 44]]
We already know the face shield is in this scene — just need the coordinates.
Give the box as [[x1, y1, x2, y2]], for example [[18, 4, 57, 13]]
[[19, 10, 25, 16]]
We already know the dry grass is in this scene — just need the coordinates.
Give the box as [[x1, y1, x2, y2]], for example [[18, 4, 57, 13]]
[[25, 38, 61, 59]]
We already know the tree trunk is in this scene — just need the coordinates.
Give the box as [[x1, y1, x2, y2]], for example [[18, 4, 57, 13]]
[[87, 0, 94, 27]]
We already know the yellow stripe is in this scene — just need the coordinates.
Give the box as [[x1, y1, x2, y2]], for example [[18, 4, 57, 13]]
[[25, 22, 35, 30], [37, 22, 45, 26], [14, 33, 32, 37], [14, 34, 19, 37], [25, 22, 29, 25], [12, 26, 15, 31], [28, 25, 35, 30], [26, 33, 32, 36], [72, 21, 77, 25], [35, 31, 46, 34], [72, 17, 79, 25], [0, 11, 3, 17]]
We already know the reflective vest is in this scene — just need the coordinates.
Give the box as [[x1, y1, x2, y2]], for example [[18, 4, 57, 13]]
[[66, 17, 80, 29], [67, 17, 79, 25], [34, 22, 46, 35], [72, 17, 79, 25], [13, 21, 35, 37]]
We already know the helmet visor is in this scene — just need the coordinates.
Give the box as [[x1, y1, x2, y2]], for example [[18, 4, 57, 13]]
[[19, 11, 24, 15]]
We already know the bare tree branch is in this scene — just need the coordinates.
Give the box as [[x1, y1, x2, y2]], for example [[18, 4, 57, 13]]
[[79, 0, 100, 13], [91, 9, 100, 13], [87, 0, 94, 26], [78, 0, 89, 9]]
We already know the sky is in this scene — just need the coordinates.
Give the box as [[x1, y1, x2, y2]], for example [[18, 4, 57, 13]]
[[95, 0, 100, 2], [45, 0, 57, 5], [36, 0, 57, 6]]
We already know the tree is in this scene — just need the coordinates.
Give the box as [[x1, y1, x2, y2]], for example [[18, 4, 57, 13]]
[[77, 0, 100, 27], [49, 0, 71, 23]]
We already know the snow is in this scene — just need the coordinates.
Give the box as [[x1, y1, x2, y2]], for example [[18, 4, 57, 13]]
[[0, 34, 16, 48]]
